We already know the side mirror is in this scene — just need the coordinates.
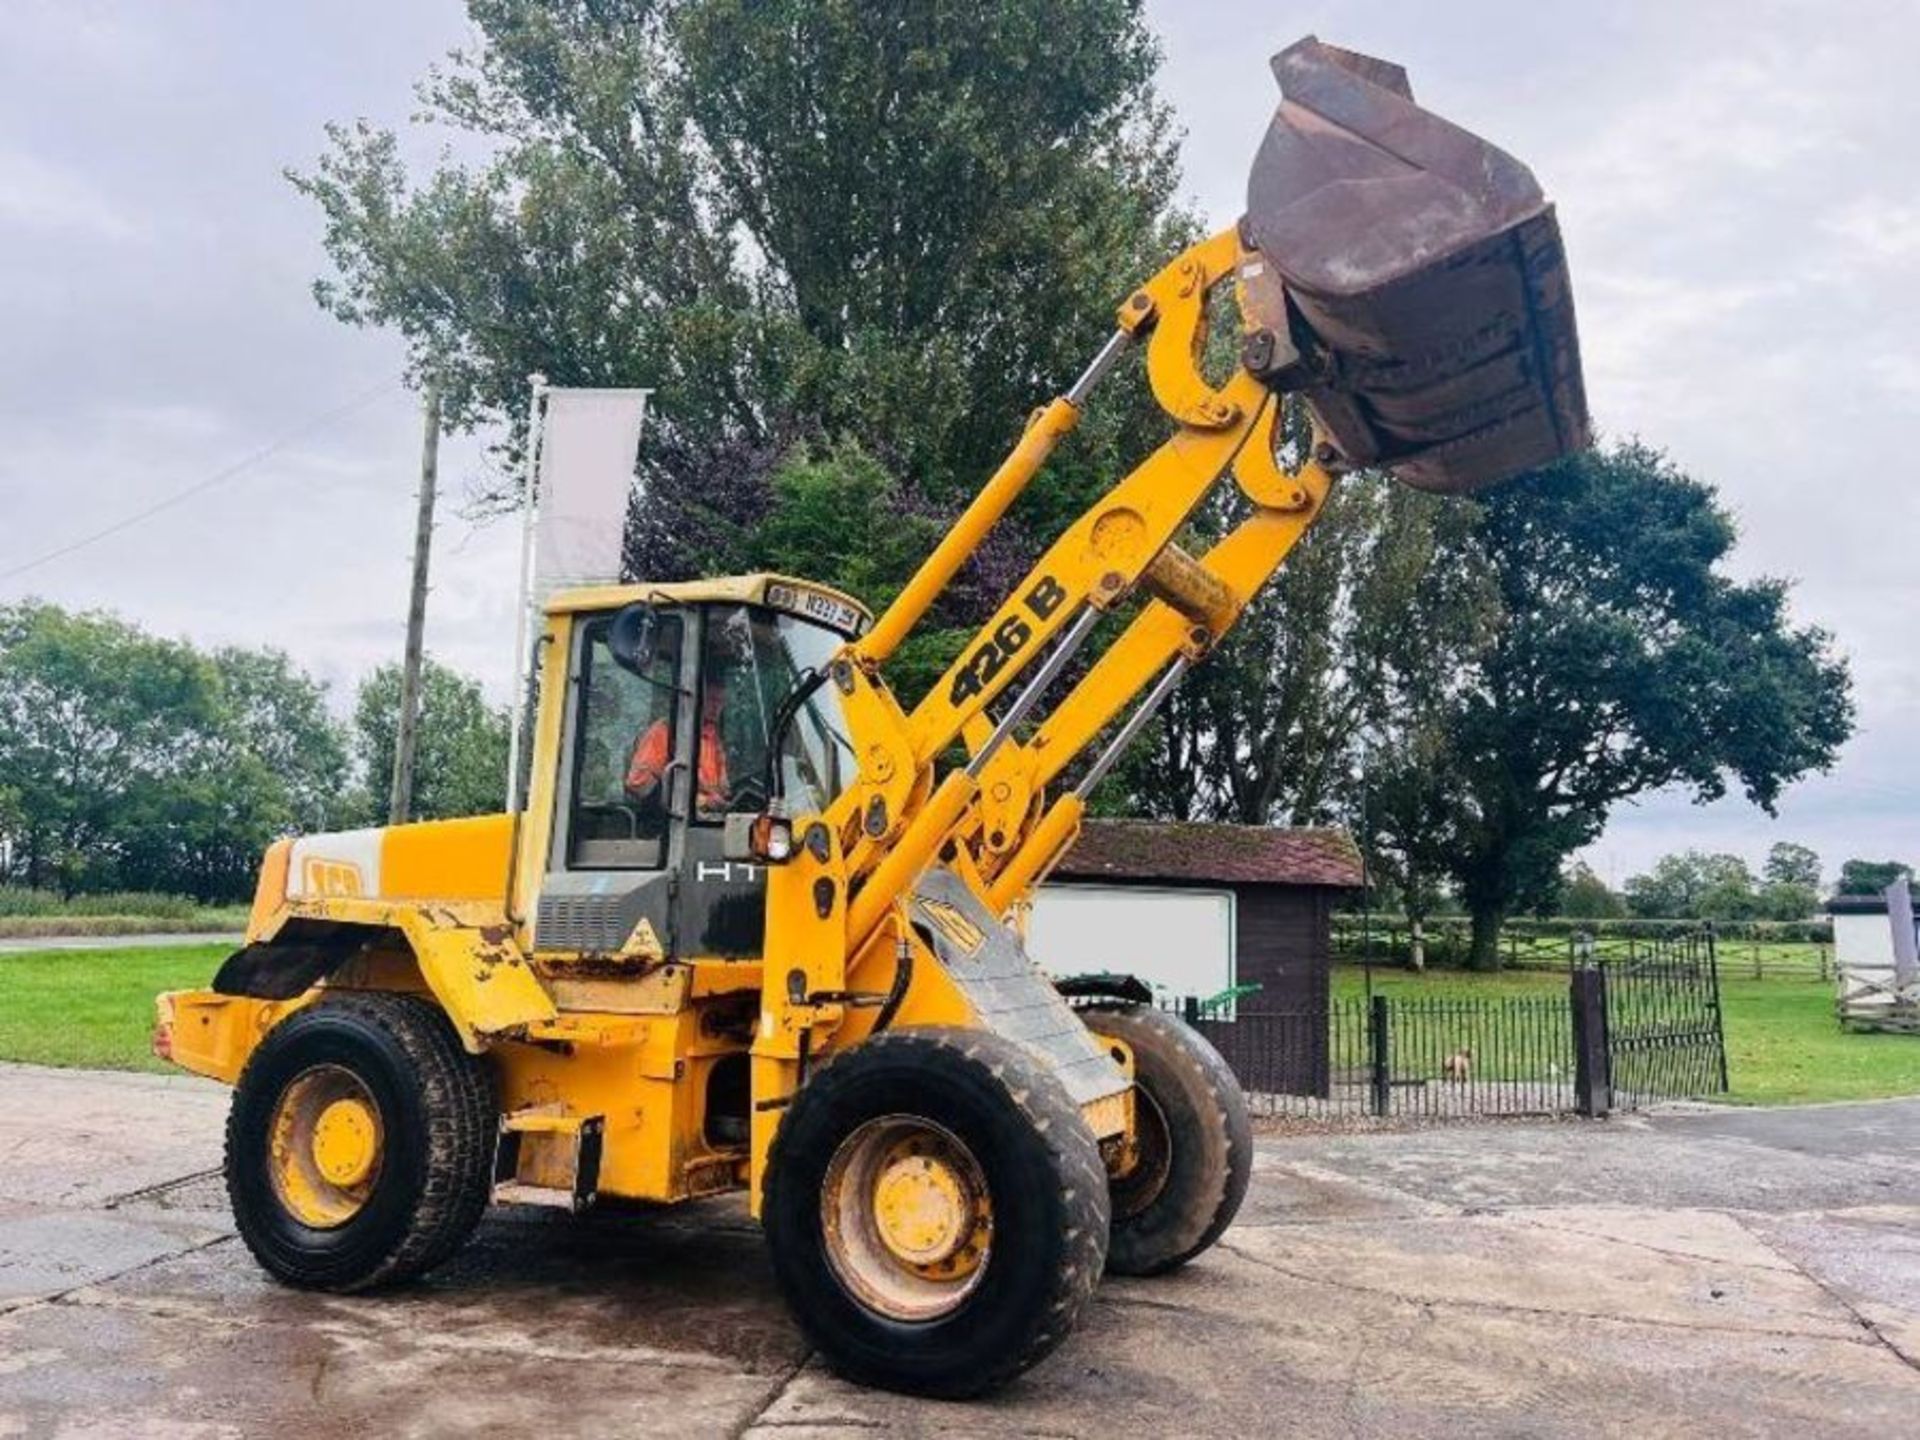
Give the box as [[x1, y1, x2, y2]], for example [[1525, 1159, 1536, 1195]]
[[723, 811, 796, 865], [607, 603, 660, 676]]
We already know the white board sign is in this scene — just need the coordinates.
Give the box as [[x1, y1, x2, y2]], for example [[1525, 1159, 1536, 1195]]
[[1026, 884, 1236, 1007], [533, 387, 650, 598]]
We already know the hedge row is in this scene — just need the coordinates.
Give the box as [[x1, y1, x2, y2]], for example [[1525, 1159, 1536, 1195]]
[[0, 887, 215, 920], [1334, 913, 1834, 946]]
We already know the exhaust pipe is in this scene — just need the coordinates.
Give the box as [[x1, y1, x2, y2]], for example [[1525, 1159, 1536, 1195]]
[[1240, 37, 1591, 493]]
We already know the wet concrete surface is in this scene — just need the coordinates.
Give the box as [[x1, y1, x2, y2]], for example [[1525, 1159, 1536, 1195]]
[[1, 1062, 1916, 1437]]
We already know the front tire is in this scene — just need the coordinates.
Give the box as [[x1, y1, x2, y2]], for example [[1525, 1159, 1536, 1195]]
[[762, 1028, 1110, 1398], [1080, 1002, 1252, 1276], [226, 992, 495, 1292]]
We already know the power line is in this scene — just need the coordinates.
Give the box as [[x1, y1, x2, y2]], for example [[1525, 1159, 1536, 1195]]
[[0, 376, 400, 584]]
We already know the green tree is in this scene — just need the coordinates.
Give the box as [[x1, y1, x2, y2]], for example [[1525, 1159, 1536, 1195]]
[[1625, 856, 1684, 918], [210, 648, 347, 832], [293, 0, 1183, 644], [1358, 719, 1470, 931], [743, 439, 952, 699], [1422, 444, 1850, 966], [1763, 840, 1822, 890], [0, 603, 347, 901], [1626, 852, 1711, 918], [1560, 861, 1626, 920], [0, 602, 220, 894], [1626, 851, 1762, 920], [349, 659, 509, 823], [1694, 856, 1761, 922], [1756, 880, 1819, 922], [155, 649, 349, 899], [117, 649, 350, 901], [1837, 858, 1914, 895]]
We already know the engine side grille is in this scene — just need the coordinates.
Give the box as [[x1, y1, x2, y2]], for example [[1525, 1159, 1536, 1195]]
[[536, 893, 627, 953]]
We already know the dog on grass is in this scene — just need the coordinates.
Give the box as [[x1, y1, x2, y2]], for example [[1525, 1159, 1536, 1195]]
[[1441, 1046, 1474, 1082]]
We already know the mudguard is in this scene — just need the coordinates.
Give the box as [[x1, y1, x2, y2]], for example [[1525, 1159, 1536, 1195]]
[[212, 924, 370, 1001], [219, 898, 556, 1050], [909, 868, 1128, 1109]]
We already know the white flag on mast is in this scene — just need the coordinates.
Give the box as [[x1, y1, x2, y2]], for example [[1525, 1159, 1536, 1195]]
[[507, 382, 650, 810], [532, 387, 651, 598], [1887, 875, 1918, 990]]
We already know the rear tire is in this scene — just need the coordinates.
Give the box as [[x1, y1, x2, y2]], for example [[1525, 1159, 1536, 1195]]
[[762, 1027, 1110, 1398], [226, 992, 495, 1292], [1080, 1002, 1251, 1276]]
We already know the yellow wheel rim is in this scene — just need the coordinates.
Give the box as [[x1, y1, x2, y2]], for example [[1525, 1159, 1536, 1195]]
[[1109, 1079, 1173, 1221], [822, 1117, 991, 1321], [268, 1065, 384, 1228], [312, 1097, 379, 1187]]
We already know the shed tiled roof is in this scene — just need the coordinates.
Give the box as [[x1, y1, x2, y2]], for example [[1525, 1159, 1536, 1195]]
[[1053, 819, 1364, 889]]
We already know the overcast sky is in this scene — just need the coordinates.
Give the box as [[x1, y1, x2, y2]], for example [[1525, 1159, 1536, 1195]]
[[2, 1, 1914, 886]]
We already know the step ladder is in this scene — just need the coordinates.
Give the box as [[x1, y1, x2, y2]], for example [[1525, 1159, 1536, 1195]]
[[492, 1106, 605, 1212]]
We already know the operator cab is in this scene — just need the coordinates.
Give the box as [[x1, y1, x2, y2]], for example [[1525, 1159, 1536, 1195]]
[[534, 575, 870, 961]]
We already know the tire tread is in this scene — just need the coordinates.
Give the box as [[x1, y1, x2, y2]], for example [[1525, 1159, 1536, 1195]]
[[1080, 1001, 1252, 1275], [225, 990, 494, 1292], [764, 1026, 1109, 1397]]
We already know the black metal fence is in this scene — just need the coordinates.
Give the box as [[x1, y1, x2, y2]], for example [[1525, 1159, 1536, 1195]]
[[1170, 992, 1579, 1120], [1160, 939, 1728, 1122]]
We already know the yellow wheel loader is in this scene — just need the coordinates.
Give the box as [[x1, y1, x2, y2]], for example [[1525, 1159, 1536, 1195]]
[[155, 39, 1588, 1397]]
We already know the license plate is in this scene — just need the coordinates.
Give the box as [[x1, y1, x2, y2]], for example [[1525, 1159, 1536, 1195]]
[[766, 583, 865, 635]]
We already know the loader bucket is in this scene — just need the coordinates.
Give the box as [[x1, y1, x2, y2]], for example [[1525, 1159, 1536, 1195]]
[[1240, 37, 1590, 493]]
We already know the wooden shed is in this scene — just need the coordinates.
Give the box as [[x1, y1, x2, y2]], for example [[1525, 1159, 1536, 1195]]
[[1028, 819, 1363, 1016]]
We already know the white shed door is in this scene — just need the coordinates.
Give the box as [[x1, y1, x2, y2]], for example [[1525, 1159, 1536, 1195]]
[[1026, 884, 1235, 1005]]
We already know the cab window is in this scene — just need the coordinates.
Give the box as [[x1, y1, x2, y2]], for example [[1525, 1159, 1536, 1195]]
[[695, 605, 765, 822], [698, 603, 856, 822], [566, 613, 683, 868]]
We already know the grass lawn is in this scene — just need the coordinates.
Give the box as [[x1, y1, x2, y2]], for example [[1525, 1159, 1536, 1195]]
[[0, 910, 247, 940], [0, 944, 228, 1073], [1333, 966, 1565, 1002], [1716, 978, 1920, 1106]]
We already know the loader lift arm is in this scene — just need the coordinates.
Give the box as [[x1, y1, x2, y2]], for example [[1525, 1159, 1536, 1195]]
[[748, 227, 1336, 1159], [880, 227, 1340, 925]]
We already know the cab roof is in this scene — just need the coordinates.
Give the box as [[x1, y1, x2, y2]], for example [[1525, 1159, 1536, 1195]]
[[542, 572, 874, 628]]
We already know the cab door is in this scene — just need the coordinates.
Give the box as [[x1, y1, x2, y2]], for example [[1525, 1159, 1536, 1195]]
[[671, 603, 776, 958], [534, 606, 695, 960]]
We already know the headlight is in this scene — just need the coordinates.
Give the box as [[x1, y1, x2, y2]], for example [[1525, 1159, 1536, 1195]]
[[752, 814, 796, 863]]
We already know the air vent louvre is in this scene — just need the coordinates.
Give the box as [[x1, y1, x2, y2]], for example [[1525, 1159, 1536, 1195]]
[[536, 893, 626, 952]]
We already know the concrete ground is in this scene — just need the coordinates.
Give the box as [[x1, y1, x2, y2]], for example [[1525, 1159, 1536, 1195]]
[[2, 1064, 1916, 1438]]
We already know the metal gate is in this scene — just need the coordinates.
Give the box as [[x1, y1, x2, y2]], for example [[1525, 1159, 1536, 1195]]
[[1601, 929, 1730, 1106]]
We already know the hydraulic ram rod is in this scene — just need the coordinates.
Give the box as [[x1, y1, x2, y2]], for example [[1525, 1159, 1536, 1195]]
[[983, 658, 1190, 914], [847, 606, 1102, 949], [966, 606, 1101, 777]]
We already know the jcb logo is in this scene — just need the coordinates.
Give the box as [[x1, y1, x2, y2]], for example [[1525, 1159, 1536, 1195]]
[[917, 898, 984, 954], [301, 858, 364, 897]]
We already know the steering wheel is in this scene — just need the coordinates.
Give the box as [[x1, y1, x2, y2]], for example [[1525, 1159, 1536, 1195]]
[[729, 777, 770, 813]]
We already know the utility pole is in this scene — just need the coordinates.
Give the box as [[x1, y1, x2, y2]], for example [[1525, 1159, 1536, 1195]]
[[389, 386, 441, 824]]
